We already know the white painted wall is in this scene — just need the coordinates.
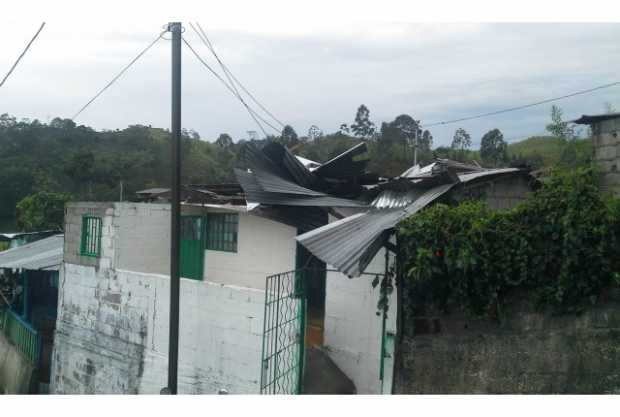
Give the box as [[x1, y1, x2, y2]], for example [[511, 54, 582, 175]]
[[52, 203, 270, 394], [112, 203, 297, 290], [204, 213, 297, 290], [52, 263, 265, 394], [323, 247, 397, 394]]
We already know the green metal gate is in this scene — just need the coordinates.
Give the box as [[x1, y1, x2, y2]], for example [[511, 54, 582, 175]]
[[180, 216, 206, 280], [260, 270, 306, 394]]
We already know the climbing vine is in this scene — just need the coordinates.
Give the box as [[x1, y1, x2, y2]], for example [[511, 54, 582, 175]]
[[397, 167, 620, 319]]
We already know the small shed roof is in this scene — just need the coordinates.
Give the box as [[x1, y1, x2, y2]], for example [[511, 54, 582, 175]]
[[571, 113, 620, 125], [0, 234, 64, 272]]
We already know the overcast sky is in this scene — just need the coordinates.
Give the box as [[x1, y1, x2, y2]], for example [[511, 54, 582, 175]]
[[2, 21, 619, 148]]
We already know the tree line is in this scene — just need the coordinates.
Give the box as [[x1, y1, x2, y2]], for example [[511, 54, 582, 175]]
[[0, 103, 593, 231]]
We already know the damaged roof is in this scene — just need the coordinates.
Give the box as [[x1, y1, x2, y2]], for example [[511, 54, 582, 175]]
[[235, 141, 374, 208], [296, 159, 528, 277], [0, 234, 64, 272], [296, 183, 456, 277]]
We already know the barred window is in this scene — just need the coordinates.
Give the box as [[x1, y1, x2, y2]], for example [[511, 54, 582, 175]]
[[206, 213, 238, 252], [80, 216, 102, 257]]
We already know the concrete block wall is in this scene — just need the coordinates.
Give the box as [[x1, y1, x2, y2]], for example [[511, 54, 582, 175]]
[[64, 202, 115, 268], [592, 118, 620, 195], [394, 297, 620, 394], [65, 202, 297, 287], [323, 247, 397, 394], [52, 264, 265, 394], [53, 202, 277, 394], [456, 175, 532, 210]]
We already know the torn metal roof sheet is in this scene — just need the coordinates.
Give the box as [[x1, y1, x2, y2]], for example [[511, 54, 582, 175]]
[[0, 234, 64, 271], [235, 142, 372, 208], [235, 168, 366, 207], [313, 142, 369, 179], [295, 156, 321, 170], [458, 167, 521, 183], [296, 160, 530, 277], [296, 183, 455, 277]]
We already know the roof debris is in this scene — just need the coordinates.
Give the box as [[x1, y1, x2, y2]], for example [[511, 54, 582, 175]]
[[140, 141, 531, 278]]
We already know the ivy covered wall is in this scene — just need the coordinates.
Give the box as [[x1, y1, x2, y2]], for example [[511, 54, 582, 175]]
[[393, 168, 620, 393]]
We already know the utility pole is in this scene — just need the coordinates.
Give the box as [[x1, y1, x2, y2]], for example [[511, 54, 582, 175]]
[[166, 21, 182, 395]]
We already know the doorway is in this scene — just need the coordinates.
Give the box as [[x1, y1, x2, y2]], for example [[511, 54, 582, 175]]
[[180, 216, 206, 280], [295, 242, 326, 348]]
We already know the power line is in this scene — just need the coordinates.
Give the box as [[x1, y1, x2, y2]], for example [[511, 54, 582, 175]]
[[0, 22, 46, 89], [422, 80, 620, 128], [182, 36, 281, 137], [71, 30, 165, 121], [193, 22, 287, 129], [182, 32, 281, 135], [183, 29, 273, 136]]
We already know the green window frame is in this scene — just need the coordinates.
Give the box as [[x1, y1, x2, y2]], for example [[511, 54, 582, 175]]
[[80, 215, 102, 257], [206, 213, 238, 253]]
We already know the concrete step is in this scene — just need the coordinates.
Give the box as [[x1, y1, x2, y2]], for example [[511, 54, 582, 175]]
[[303, 347, 356, 395]]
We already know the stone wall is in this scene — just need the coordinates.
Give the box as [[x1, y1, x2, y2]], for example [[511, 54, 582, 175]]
[[393, 297, 620, 394]]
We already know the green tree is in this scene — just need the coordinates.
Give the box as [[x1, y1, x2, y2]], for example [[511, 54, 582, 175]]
[[276, 125, 299, 148], [307, 125, 323, 142], [546, 105, 575, 140], [215, 133, 233, 148], [16, 191, 73, 231], [350, 105, 376, 139], [480, 128, 508, 167], [451, 128, 471, 161]]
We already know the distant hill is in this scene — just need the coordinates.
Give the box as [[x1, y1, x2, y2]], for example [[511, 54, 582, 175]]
[[507, 135, 592, 168]]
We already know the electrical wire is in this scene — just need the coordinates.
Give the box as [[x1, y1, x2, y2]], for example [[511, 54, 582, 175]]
[[182, 36, 281, 137], [422, 81, 620, 128], [71, 30, 166, 121], [183, 33, 281, 135], [0, 23, 46, 89], [193, 22, 286, 129]]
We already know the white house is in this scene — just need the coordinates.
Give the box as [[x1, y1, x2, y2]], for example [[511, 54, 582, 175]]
[[50, 142, 532, 395], [50, 200, 395, 394]]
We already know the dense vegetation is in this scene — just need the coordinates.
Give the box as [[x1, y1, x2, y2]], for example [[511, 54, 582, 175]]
[[0, 103, 594, 231], [398, 168, 620, 319]]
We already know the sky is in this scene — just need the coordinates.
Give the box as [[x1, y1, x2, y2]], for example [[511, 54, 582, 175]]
[[2, 20, 620, 148]]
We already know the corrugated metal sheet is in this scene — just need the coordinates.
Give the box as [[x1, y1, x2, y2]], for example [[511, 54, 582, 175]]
[[314, 142, 369, 178], [0, 234, 63, 271], [371, 189, 425, 209], [235, 169, 367, 208], [262, 142, 318, 189], [458, 168, 521, 183], [243, 145, 324, 196], [296, 183, 455, 277]]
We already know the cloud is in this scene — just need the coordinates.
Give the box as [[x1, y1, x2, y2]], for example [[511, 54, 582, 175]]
[[1, 22, 619, 147]]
